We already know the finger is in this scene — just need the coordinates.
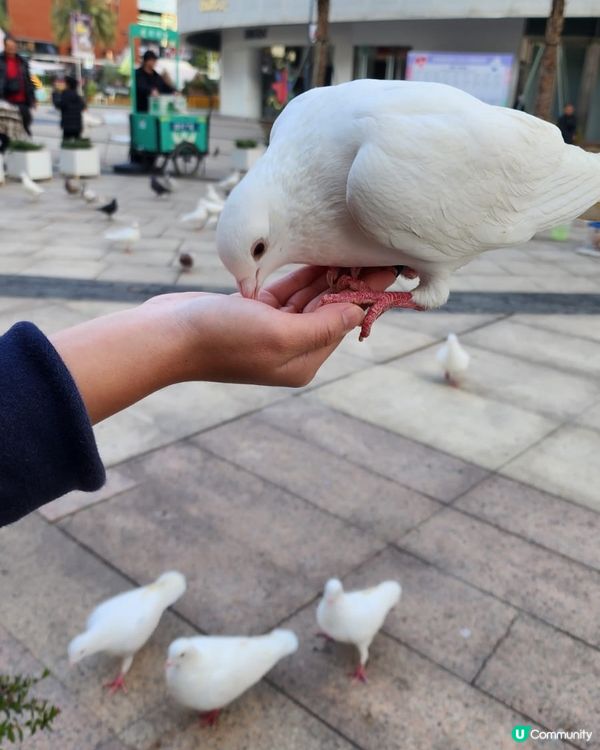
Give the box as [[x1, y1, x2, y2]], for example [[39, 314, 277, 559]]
[[260, 265, 328, 307], [279, 273, 330, 313], [284, 301, 365, 355]]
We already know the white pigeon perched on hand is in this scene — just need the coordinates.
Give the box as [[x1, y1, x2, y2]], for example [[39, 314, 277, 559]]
[[165, 629, 298, 726], [316, 578, 401, 683], [104, 221, 140, 253], [217, 79, 600, 340], [437, 333, 470, 387], [69, 571, 186, 694], [20, 171, 43, 199]]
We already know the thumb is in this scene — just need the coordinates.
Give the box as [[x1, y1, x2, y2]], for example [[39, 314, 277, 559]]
[[289, 302, 365, 353]]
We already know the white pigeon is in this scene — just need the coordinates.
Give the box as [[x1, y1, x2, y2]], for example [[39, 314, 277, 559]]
[[205, 183, 225, 205], [165, 629, 298, 726], [436, 332, 470, 387], [217, 169, 241, 193], [20, 171, 43, 198], [180, 199, 210, 228], [81, 182, 97, 203], [316, 578, 401, 683], [69, 571, 186, 694], [216, 79, 600, 340], [104, 221, 140, 252]]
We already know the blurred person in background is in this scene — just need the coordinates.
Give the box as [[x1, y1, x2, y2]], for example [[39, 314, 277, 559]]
[[557, 103, 577, 145]]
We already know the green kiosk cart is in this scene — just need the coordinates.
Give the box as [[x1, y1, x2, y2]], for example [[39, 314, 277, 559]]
[[126, 23, 209, 175]]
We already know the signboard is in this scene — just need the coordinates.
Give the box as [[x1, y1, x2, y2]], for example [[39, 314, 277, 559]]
[[200, 0, 228, 11], [70, 12, 94, 59], [138, 0, 177, 13], [406, 52, 514, 107]]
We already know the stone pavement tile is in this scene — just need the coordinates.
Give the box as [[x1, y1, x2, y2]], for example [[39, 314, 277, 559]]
[[93, 406, 173, 466], [96, 263, 179, 284], [64, 299, 133, 317], [196, 416, 441, 541], [384, 310, 504, 339], [104, 249, 177, 266], [39, 467, 141, 522], [463, 319, 600, 378], [119, 682, 354, 750], [62, 441, 383, 634], [456, 475, 600, 571], [312, 365, 556, 470], [259, 397, 488, 502], [20, 258, 106, 279], [512, 314, 600, 343], [476, 616, 600, 750], [534, 275, 600, 292], [577, 401, 600, 431], [401, 508, 600, 646], [0, 624, 117, 750], [0, 515, 193, 736], [174, 265, 233, 287], [451, 274, 544, 292], [0, 295, 43, 313], [0, 255, 39, 273], [391, 343, 600, 421], [501, 424, 600, 512], [0, 302, 88, 335], [304, 349, 369, 388], [270, 605, 538, 750], [33, 244, 108, 261], [343, 547, 517, 682], [336, 319, 436, 363]]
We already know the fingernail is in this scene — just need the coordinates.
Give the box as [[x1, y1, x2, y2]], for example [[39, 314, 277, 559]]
[[342, 305, 366, 331]]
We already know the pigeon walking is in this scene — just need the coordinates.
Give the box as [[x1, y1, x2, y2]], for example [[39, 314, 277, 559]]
[[20, 172, 43, 199], [65, 177, 80, 195], [104, 222, 140, 253], [436, 333, 470, 387], [81, 182, 97, 203], [69, 571, 186, 694], [217, 170, 241, 194], [217, 80, 600, 339], [96, 198, 118, 219], [151, 174, 171, 197], [165, 629, 298, 726], [316, 578, 401, 683], [179, 252, 194, 271]]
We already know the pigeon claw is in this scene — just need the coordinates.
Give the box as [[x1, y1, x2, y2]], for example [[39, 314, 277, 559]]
[[103, 674, 128, 695], [349, 665, 368, 684], [199, 709, 221, 728]]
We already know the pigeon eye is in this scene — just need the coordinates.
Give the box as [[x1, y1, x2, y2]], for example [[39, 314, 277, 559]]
[[252, 241, 266, 260]]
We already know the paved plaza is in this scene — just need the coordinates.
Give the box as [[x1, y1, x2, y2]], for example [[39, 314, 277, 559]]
[[1, 107, 600, 749]]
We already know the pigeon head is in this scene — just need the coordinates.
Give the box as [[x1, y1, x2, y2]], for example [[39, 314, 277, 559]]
[[68, 632, 96, 665], [324, 578, 344, 604], [165, 638, 200, 671], [153, 571, 187, 605], [217, 171, 285, 299]]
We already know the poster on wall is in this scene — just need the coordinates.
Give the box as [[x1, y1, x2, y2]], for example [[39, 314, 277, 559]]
[[406, 52, 514, 107], [70, 12, 94, 59]]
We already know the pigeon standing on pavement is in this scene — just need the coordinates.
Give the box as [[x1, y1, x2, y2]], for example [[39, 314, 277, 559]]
[[180, 200, 209, 228], [64, 177, 80, 195], [436, 333, 470, 387], [217, 170, 241, 194], [179, 252, 194, 271], [20, 171, 43, 199], [96, 198, 118, 219], [217, 79, 600, 340], [80, 182, 97, 203], [151, 174, 171, 197], [68, 571, 186, 694], [165, 629, 298, 726], [104, 221, 140, 253], [316, 578, 401, 683]]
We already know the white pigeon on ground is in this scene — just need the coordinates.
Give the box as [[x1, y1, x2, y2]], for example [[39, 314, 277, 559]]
[[216, 79, 600, 340], [180, 199, 210, 228], [205, 183, 225, 205], [81, 182, 97, 203], [69, 571, 186, 694], [436, 333, 470, 387], [316, 578, 401, 683], [217, 169, 241, 194], [104, 221, 140, 252], [165, 629, 298, 726], [20, 171, 43, 198]]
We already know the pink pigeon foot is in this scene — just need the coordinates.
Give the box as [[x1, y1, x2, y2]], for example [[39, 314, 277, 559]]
[[104, 673, 128, 694], [349, 664, 368, 684], [199, 709, 221, 728], [319, 274, 421, 340]]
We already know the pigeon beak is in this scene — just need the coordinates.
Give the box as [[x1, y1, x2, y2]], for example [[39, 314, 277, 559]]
[[238, 277, 258, 300], [165, 659, 174, 669]]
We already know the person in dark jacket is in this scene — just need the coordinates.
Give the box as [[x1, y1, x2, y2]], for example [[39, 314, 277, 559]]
[[0, 266, 396, 527], [557, 103, 577, 145], [56, 75, 86, 140], [0, 35, 36, 140], [134, 50, 174, 113]]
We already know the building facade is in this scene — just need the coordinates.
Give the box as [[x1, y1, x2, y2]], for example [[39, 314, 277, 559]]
[[179, 0, 600, 142]]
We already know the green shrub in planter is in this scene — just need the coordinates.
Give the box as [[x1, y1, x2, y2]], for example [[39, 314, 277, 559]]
[[0, 670, 60, 744], [7, 140, 44, 152], [61, 138, 93, 149], [234, 139, 258, 149]]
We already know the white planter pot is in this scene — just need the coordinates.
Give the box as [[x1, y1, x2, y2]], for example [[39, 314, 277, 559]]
[[231, 146, 265, 172], [59, 146, 100, 177], [6, 149, 52, 180]]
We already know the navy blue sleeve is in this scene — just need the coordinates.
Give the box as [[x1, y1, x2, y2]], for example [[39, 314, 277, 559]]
[[0, 322, 105, 526]]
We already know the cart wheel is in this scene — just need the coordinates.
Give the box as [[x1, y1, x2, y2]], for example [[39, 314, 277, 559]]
[[172, 143, 201, 176]]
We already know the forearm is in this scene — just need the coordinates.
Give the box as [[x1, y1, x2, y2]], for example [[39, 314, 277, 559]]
[[50, 304, 186, 424]]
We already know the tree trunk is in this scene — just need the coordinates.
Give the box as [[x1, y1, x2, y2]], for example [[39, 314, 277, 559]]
[[312, 0, 330, 88], [534, 0, 566, 120]]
